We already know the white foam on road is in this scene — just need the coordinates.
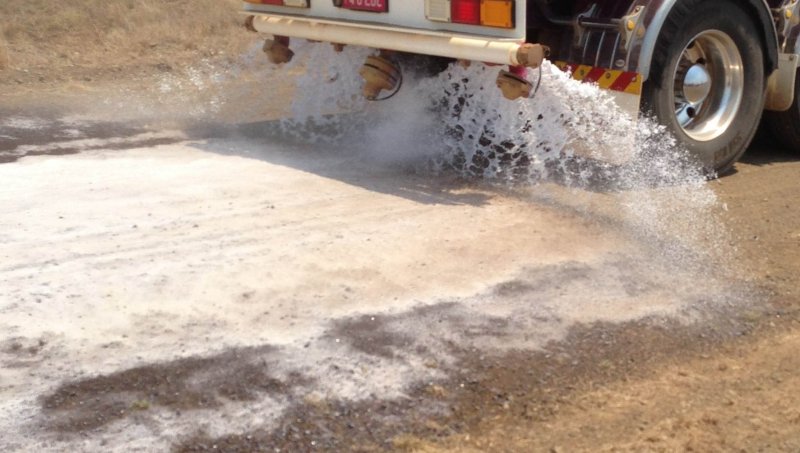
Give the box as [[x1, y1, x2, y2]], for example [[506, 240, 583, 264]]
[[1, 116, 51, 130], [0, 140, 738, 451]]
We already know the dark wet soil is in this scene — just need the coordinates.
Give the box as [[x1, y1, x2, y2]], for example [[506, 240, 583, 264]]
[[37, 289, 785, 453], [173, 307, 780, 452], [40, 346, 305, 433]]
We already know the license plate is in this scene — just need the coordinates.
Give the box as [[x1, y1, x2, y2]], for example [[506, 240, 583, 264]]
[[342, 0, 388, 12]]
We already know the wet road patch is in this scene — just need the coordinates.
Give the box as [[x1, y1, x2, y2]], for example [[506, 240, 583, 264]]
[[40, 346, 304, 433], [0, 116, 185, 163]]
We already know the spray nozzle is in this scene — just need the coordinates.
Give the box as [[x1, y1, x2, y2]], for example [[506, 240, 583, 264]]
[[359, 53, 402, 101]]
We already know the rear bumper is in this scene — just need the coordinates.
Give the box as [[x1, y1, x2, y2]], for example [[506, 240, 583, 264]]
[[245, 13, 531, 66]]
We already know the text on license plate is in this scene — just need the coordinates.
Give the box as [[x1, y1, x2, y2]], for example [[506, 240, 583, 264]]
[[342, 0, 388, 12]]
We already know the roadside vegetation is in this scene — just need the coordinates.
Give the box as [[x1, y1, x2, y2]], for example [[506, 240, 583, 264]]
[[0, 27, 8, 70], [0, 0, 248, 74]]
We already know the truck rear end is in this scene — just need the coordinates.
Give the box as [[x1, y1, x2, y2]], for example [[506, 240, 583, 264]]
[[242, 0, 800, 175], [243, 1, 531, 62], [244, 1, 550, 100]]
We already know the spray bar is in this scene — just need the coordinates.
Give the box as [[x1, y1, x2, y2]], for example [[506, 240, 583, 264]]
[[246, 13, 548, 68]]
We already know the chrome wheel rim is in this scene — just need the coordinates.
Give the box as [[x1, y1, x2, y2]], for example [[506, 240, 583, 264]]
[[672, 30, 744, 142]]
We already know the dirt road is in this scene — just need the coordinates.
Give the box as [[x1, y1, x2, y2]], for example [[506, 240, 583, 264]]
[[1, 51, 799, 451], [0, 106, 798, 452]]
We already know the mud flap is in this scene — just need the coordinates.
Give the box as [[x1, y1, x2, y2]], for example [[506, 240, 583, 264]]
[[765, 53, 799, 112]]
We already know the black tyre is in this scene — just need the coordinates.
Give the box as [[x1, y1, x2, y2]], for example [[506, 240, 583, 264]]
[[642, 0, 766, 175], [764, 70, 800, 151]]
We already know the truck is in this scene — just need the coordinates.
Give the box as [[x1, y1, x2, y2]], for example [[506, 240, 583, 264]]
[[241, 0, 800, 175]]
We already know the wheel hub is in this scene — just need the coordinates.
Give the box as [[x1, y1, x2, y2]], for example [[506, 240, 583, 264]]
[[682, 63, 712, 106], [672, 30, 744, 142]]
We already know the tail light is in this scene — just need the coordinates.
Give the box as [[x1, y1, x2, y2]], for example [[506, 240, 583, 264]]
[[426, 0, 515, 28], [451, 0, 480, 25], [480, 0, 514, 28], [244, 0, 309, 7]]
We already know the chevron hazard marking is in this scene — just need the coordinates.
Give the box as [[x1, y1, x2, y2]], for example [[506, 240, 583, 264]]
[[555, 62, 642, 96]]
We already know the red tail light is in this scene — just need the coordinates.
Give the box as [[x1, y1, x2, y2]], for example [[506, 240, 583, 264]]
[[451, 0, 481, 25], [427, 0, 515, 29]]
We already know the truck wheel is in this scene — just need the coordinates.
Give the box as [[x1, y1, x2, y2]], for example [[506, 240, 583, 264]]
[[764, 71, 800, 151], [642, 0, 766, 175]]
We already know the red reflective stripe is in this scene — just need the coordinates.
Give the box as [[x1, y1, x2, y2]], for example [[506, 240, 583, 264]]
[[554, 61, 643, 93], [609, 71, 638, 92], [582, 67, 606, 84]]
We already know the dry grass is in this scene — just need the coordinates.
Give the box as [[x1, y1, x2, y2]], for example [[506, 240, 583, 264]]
[[0, 27, 8, 69], [0, 0, 249, 71]]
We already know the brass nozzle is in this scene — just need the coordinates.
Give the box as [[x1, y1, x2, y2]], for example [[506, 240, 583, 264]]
[[359, 55, 401, 100], [496, 70, 533, 101], [263, 39, 294, 65], [244, 16, 257, 33]]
